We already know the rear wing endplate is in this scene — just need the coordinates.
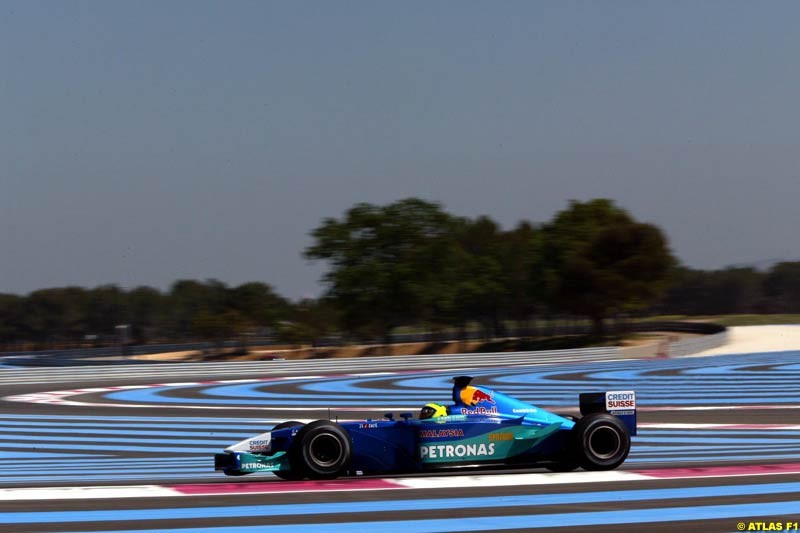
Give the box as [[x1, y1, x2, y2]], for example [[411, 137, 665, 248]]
[[579, 391, 637, 436]]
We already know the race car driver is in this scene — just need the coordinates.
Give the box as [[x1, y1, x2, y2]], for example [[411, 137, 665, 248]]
[[419, 402, 448, 419]]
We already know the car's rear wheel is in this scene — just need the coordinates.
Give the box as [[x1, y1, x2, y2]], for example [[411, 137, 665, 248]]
[[271, 421, 305, 480], [289, 420, 352, 480], [571, 413, 630, 471]]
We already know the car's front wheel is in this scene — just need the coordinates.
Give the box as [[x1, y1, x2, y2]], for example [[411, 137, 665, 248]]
[[289, 420, 352, 479]]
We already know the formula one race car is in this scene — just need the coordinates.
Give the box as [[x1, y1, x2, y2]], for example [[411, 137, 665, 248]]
[[214, 376, 636, 480]]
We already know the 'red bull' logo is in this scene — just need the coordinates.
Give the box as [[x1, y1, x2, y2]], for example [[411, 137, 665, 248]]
[[460, 386, 495, 406], [471, 389, 494, 404], [460, 406, 498, 415]]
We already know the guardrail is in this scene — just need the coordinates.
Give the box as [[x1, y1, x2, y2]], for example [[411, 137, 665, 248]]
[[626, 321, 726, 335], [666, 330, 729, 357], [0, 321, 728, 366], [317, 320, 728, 346]]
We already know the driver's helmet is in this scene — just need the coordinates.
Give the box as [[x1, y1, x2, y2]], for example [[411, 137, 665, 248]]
[[420, 403, 448, 419]]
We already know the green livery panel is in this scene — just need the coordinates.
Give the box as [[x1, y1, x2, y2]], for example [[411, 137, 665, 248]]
[[235, 451, 290, 473]]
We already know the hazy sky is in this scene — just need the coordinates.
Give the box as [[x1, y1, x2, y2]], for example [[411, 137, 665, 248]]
[[2, 1, 799, 299]]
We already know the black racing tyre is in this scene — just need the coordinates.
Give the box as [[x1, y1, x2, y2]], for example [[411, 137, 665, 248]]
[[289, 420, 352, 480], [571, 413, 630, 471], [271, 421, 306, 480]]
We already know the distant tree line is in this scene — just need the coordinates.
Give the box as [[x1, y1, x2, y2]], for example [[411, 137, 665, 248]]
[[655, 262, 800, 316], [1, 198, 797, 351], [0, 280, 294, 349]]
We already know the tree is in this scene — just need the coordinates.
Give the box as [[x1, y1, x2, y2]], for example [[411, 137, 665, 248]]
[[305, 198, 459, 344], [192, 309, 247, 354], [275, 298, 339, 347], [168, 279, 229, 337], [23, 287, 88, 344], [229, 282, 290, 332], [655, 267, 764, 315], [0, 294, 24, 346], [127, 286, 167, 343], [85, 285, 128, 336], [543, 199, 675, 335], [444, 216, 507, 337], [496, 221, 545, 325], [763, 262, 800, 313]]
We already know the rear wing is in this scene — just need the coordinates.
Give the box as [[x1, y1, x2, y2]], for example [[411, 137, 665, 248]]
[[579, 391, 637, 436]]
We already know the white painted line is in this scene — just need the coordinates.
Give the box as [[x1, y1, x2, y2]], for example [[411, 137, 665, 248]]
[[0, 473, 653, 501], [641, 422, 800, 430], [642, 405, 800, 411], [640, 423, 740, 429], [0, 485, 179, 501], [394, 470, 651, 489], [5, 462, 800, 501]]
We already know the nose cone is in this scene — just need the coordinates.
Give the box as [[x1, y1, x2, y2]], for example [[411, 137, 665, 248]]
[[225, 431, 272, 453]]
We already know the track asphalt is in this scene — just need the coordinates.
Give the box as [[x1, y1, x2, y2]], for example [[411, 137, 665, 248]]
[[0, 325, 799, 532]]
